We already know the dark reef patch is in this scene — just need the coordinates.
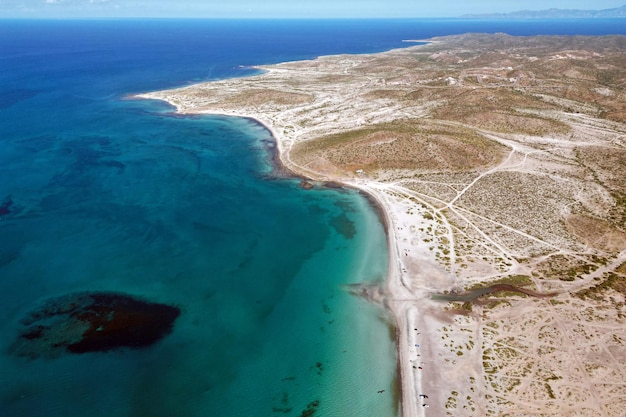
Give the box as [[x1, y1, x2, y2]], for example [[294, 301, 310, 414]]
[[0, 195, 14, 216], [298, 180, 314, 190], [0, 88, 40, 109], [11, 292, 180, 358], [298, 400, 320, 417], [329, 212, 356, 239]]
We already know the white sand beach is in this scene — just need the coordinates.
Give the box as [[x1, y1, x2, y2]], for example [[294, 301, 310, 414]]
[[136, 90, 447, 415]]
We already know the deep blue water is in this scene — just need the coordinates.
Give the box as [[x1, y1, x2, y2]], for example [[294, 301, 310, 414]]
[[1, 18, 625, 417]]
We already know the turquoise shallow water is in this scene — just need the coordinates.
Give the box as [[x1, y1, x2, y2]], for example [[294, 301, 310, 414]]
[[0, 93, 395, 416], [0, 20, 400, 416]]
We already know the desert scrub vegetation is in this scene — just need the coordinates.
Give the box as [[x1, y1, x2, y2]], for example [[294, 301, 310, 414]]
[[575, 147, 626, 195], [431, 89, 571, 135], [574, 146, 626, 229], [454, 171, 583, 247], [565, 214, 626, 253], [576, 272, 626, 301], [220, 88, 313, 107], [290, 119, 508, 174], [467, 274, 535, 291], [362, 89, 412, 100], [534, 253, 605, 282]]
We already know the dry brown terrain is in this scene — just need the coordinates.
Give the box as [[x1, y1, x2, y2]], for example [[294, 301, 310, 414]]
[[139, 34, 626, 417]]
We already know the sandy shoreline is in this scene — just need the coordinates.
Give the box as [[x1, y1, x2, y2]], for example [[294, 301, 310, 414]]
[[135, 91, 437, 416]]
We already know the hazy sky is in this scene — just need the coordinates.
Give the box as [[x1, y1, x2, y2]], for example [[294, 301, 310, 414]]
[[1, 0, 625, 18]]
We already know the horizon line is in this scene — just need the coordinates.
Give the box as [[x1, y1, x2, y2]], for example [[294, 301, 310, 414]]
[[2, 16, 626, 21]]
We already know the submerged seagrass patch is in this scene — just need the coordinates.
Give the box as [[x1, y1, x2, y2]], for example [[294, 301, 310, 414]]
[[10, 291, 180, 359]]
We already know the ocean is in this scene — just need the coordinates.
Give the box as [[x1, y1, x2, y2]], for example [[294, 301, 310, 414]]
[[1, 18, 624, 417]]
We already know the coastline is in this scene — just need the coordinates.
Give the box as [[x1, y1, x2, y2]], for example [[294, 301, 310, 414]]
[[136, 91, 439, 417], [135, 33, 626, 416]]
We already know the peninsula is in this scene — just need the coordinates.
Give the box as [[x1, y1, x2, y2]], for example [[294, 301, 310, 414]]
[[138, 33, 626, 416], [462, 4, 626, 18]]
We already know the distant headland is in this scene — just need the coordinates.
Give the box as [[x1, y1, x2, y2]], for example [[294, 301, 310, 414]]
[[462, 4, 626, 18]]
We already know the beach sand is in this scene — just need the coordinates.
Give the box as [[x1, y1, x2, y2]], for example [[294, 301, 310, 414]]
[[136, 87, 431, 415], [135, 93, 446, 416]]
